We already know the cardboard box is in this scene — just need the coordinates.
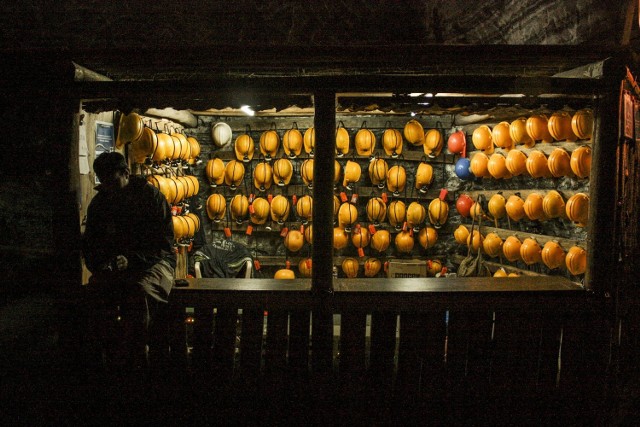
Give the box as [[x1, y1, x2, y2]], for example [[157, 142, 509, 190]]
[[387, 259, 427, 278]]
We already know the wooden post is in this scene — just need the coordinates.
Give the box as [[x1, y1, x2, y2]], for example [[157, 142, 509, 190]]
[[311, 90, 336, 373]]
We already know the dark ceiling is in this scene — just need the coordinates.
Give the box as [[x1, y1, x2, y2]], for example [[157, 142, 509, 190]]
[[0, 0, 637, 83]]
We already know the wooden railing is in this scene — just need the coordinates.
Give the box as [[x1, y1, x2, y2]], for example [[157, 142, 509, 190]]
[[167, 277, 611, 424]]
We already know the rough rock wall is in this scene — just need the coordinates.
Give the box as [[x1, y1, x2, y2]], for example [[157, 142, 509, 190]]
[[0, 0, 622, 51]]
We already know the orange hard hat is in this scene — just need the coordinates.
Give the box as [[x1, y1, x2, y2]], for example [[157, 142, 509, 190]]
[[303, 127, 315, 155], [304, 224, 313, 244], [566, 246, 587, 275], [259, 129, 280, 160], [510, 117, 535, 148], [467, 230, 483, 253], [283, 127, 303, 158], [503, 236, 522, 262], [250, 197, 270, 225], [355, 127, 376, 157], [404, 119, 424, 146], [335, 126, 350, 157], [570, 146, 591, 179], [224, 160, 245, 189], [526, 114, 553, 143], [342, 257, 360, 278], [542, 190, 566, 219], [298, 258, 312, 277], [470, 152, 491, 178], [520, 238, 542, 265], [333, 227, 349, 250], [270, 195, 291, 224], [273, 158, 293, 186], [296, 195, 313, 223], [542, 241, 566, 270], [565, 193, 589, 226], [206, 193, 226, 222], [525, 150, 551, 178], [230, 194, 249, 223], [205, 158, 225, 187], [366, 197, 387, 225], [454, 225, 470, 245], [548, 111, 577, 142], [488, 193, 507, 220], [424, 129, 444, 157], [472, 125, 494, 153], [368, 158, 389, 188], [488, 153, 512, 179], [505, 195, 526, 222], [415, 161, 434, 193], [418, 226, 438, 249], [382, 128, 403, 158], [274, 268, 295, 279], [523, 193, 546, 221], [428, 198, 449, 228], [343, 160, 362, 189], [364, 257, 382, 277], [407, 201, 427, 230], [492, 121, 514, 151], [482, 233, 503, 258], [387, 200, 406, 228], [572, 109, 594, 139], [351, 226, 371, 248], [505, 149, 528, 177], [338, 202, 359, 230], [300, 158, 314, 188], [386, 165, 407, 195], [371, 229, 391, 252], [234, 134, 255, 163], [547, 148, 573, 178], [284, 229, 305, 252], [395, 230, 415, 254], [253, 161, 273, 191]]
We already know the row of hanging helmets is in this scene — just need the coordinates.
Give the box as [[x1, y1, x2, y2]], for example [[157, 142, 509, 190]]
[[210, 118, 447, 161]]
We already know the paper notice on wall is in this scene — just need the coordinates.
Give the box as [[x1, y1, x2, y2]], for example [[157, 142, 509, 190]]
[[624, 91, 634, 140], [78, 120, 90, 174], [79, 155, 90, 174]]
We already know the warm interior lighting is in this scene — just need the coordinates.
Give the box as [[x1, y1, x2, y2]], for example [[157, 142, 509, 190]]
[[240, 105, 255, 116]]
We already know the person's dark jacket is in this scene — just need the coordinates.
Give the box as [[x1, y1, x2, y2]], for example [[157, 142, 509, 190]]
[[83, 175, 175, 275]]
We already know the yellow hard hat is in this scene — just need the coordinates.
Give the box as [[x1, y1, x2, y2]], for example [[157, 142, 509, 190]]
[[230, 194, 249, 223], [386, 165, 407, 195], [427, 259, 444, 277], [520, 238, 542, 265], [296, 195, 313, 223], [333, 195, 340, 218], [117, 112, 144, 147], [382, 128, 403, 158], [130, 127, 156, 163], [304, 224, 313, 244], [270, 195, 291, 224], [259, 129, 280, 160], [211, 122, 233, 148], [333, 227, 349, 250], [273, 158, 293, 186], [206, 193, 226, 222], [524, 193, 546, 221], [364, 257, 382, 277], [565, 193, 589, 227], [234, 134, 255, 163], [548, 111, 577, 142], [542, 241, 566, 270], [469, 202, 484, 221], [407, 201, 426, 230], [300, 158, 314, 188], [298, 258, 312, 278], [424, 129, 444, 157], [503, 236, 522, 262], [205, 158, 225, 187], [171, 133, 190, 161], [542, 190, 566, 219], [342, 160, 362, 189], [403, 119, 424, 146], [505, 195, 525, 222], [152, 132, 170, 162], [368, 158, 389, 188], [509, 117, 534, 148], [250, 197, 270, 225], [492, 121, 514, 151], [525, 150, 551, 178], [482, 232, 503, 258], [186, 136, 201, 164], [467, 230, 483, 253], [335, 126, 350, 157], [338, 202, 358, 230], [415, 162, 434, 193], [566, 246, 587, 275], [274, 268, 295, 279], [253, 161, 273, 192], [387, 200, 406, 228], [494, 268, 508, 278], [147, 175, 172, 204], [526, 114, 553, 143], [351, 226, 371, 248], [418, 226, 438, 249], [454, 225, 470, 245], [395, 230, 415, 254], [570, 146, 591, 179], [505, 149, 528, 177], [303, 127, 315, 155], [547, 148, 573, 178], [371, 229, 391, 252], [342, 257, 360, 278], [224, 160, 245, 189], [488, 193, 507, 220], [366, 197, 387, 225], [283, 127, 303, 158], [488, 153, 512, 179], [470, 152, 491, 178], [571, 109, 594, 139], [284, 229, 304, 252], [334, 160, 342, 186], [428, 198, 449, 228], [472, 125, 494, 153], [355, 127, 376, 157]]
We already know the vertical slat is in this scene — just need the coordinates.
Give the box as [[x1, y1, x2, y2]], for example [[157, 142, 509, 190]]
[[168, 303, 188, 369], [288, 310, 310, 372], [264, 310, 289, 373], [191, 303, 214, 371], [490, 308, 541, 420], [369, 311, 397, 385], [395, 312, 429, 421], [339, 311, 367, 375], [239, 308, 265, 378], [442, 308, 471, 422], [211, 306, 237, 380], [535, 312, 564, 424]]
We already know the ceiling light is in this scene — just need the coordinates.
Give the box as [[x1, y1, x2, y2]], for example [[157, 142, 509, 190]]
[[240, 105, 255, 116]]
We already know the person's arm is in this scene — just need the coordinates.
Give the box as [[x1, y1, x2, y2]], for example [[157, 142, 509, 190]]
[[82, 201, 111, 273]]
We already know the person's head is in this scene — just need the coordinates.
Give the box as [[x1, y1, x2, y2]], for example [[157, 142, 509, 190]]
[[93, 152, 130, 192]]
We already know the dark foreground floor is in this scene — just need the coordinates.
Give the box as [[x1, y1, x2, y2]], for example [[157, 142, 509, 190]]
[[2, 293, 639, 426]]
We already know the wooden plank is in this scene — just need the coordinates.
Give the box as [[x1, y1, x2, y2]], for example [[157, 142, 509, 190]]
[[263, 310, 289, 374], [191, 303, 214, 371], [368, 311, 397, 385], [211, 306, 238, 379], [288, 310, 310, 371], [239, 308, 265, 377], [167, 303, 188, 369], [339, 311, 367, 375], [396, 312, 429, 397]]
